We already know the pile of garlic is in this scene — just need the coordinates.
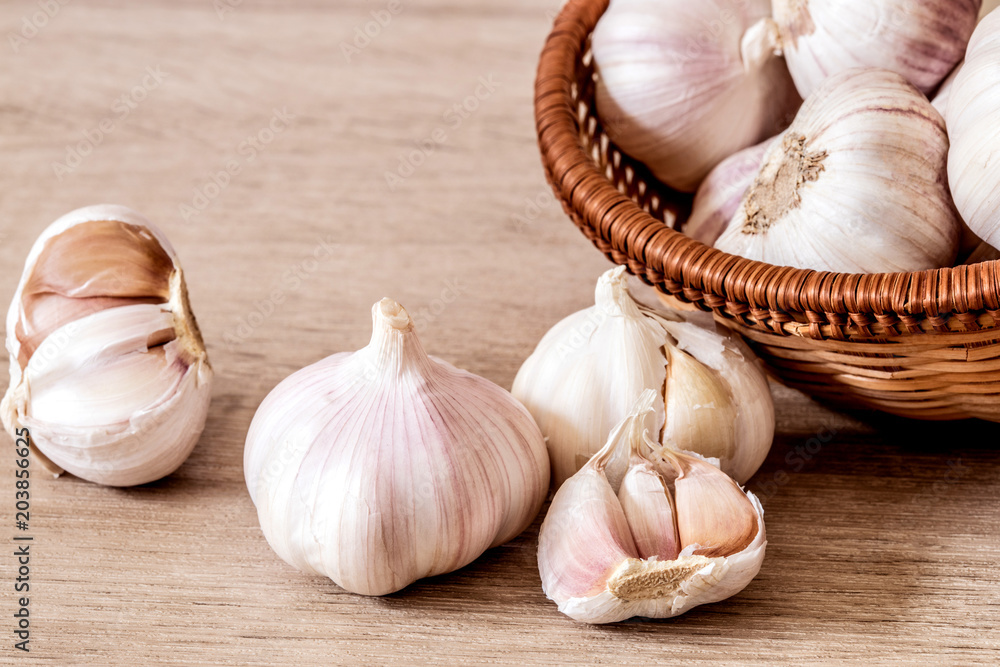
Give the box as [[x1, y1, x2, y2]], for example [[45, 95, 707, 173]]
[[593, 0, 1000, 273]]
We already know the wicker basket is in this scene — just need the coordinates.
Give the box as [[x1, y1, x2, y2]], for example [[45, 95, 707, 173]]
[[535, 0, 1000, 421]]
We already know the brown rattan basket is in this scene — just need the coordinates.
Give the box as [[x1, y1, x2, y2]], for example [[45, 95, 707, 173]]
[[535, 0, 1000, 421]]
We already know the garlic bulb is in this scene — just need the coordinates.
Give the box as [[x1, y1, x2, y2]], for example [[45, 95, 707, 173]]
[[770, 0, 980, 99], [931, 63, 962, 116], [686, 137, 776, 245], [946, 11, 1000, 249], [592, 0, 800, 192], [715, 68, 961, 273], [244, 298, 549, 596], [537, 389, 766, 624], [512, 266, 773, 488], [1, 205, 212, 486]]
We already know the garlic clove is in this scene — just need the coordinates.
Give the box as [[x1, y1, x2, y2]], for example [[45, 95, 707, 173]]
[[245, 298, 549, 596], [537, 389, 766, 624], [1, 204, 212, 486], [771, 0, 980, 99], [715, 67, 961, 273], [592, 0, 799, 191]]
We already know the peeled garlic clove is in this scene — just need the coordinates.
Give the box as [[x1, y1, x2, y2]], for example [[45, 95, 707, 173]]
[[946, 12, 1000, 249], [686, 137, 776, 246], [244, 298, 549, 596], [592, 0, 799, 192], [513, 267, 774, 487], [716, 67, 961, 273], [1, 205, 212, 486], [771, 0, 980, 99], [537, 390, 766, 624]]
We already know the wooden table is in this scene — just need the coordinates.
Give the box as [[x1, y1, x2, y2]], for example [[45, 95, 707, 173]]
[[1, 1, 998, 663]]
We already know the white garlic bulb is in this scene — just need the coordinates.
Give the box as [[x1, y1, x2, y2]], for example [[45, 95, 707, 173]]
[[946, 11, 1000, 249], [512, 266, 773, 488], [931, 63, 962, 117], [770, 0, 980, 99], [592, 0, 800, 192], [715, 68, 961, 273], [537, 389, 766, 624], [0, 205, 212, 486], [244, 298, 549, 596], [686, 137, 776, 246]]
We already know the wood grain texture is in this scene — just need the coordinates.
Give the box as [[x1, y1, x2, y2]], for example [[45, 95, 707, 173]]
[[0, 1, 998, 664]]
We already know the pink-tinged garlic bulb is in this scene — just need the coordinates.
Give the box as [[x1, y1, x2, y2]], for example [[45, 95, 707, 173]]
[[1, 205, 212, 486], [244, 298, 549, 596], [686, 137, 777, 245], [537, 390, 766, 624], [715, 68, 961, 273], [592, 0, 800, 192], [946, 11, 1000, 250], [771, 0, 980, 99]]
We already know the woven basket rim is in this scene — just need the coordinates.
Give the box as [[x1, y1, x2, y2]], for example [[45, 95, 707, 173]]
[[534, 0, 1000, 339]]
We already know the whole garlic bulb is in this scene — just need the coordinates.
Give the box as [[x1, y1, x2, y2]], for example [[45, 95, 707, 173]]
[[946, 11, 1000, 249], [512, 266, 773, 488], [1, 205, 212, 486], [770, 0, 980, 99], [537, 389, 766, 624], [592, 0, 800, 192], [931, 63, 962, 117], [715, 67, 961, 273], [686, 137, 776, 245], [244, 298, 549, 596]]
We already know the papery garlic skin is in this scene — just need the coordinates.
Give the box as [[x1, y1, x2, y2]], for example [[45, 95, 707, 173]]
[[593, 0, 799, 192], [771, 0, 980, 99], [1, 205, 212, 486], [244, 298, 549, 596], [687, 138, 776, 245], [931, 63, 962, 117], [716, 68, 961, 273], [537, 390, 766, 624], [946, 12, 1000, 249], [512, 267, 773, 487]]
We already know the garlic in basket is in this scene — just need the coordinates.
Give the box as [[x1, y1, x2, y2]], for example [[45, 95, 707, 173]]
[[946, 11, 1000, 250], [770, 0, 980, 99], [592, 0, 800, 192], [0, 205, 212, 486], [244, 298, 549, 596], [687, 137, 776, 246], [537, 389, 766, 624], [512, 266, 773, 488], [715, 67, 961, 273]]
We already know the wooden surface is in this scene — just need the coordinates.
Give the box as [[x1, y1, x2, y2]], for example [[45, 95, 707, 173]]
[[0, 1, 998, 664]]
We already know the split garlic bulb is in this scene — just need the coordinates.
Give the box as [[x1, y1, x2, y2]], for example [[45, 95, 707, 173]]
[[715, 68, 961, 273], [244, 298, 549, 596], [537, 389, 766, 624], [0, 205, 212, 486], [512, 267, 773, 488], [946, 11, 1000, 249], [592, 0, 799, 192], [770, 0, 980, 99], [686, 137, 776, 246]]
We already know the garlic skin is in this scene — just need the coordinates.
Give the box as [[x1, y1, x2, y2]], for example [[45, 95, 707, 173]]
[[771, 0, 980, 99], [244, 298, 549, 596], [931, 63, 962, 117], [512, 267, 773, 488], [946, 12, 1000, 250], [537, 390, 766, 624], [716, 68, 961, 273], [592, 0, 800, 192], [686, 137, 776, 246], [1, 205, 212, 486]]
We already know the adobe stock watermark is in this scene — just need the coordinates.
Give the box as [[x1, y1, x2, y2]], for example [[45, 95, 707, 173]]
[[51, 66, 168, 181], [408, 278, 467, 331], [213, 0, 243, 20], [383, 74, 501, 191], [221, 234, 335, 349], [340, 0, 403, 63], [179, 107, 295, 221], [510, 187, 557, 231], [8, 0, 72, 53], [749, 423, 838, 502]]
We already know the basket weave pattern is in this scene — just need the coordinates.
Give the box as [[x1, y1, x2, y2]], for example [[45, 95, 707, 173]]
[[534, 0, 1000, 420]]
